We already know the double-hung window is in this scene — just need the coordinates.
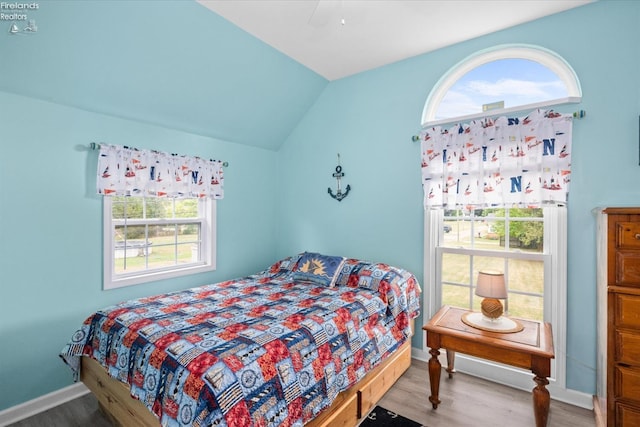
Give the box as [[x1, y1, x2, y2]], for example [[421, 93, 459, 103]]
[[104, 196, 216, 289], [439, 208, 547, 320], [425, 206, 566, 391]]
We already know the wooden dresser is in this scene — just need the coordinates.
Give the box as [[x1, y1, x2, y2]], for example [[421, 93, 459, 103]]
[[596, 208, 640, 427]]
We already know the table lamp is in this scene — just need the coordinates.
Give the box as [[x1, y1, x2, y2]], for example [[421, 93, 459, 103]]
[[461, 270, 523, 333], [476, 270, 507, 319]]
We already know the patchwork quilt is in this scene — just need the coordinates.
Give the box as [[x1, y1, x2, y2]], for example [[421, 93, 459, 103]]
[[60, 256, 421, 427]]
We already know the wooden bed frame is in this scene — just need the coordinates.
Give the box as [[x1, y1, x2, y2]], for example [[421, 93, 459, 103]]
[[81, 323, 414, 427]]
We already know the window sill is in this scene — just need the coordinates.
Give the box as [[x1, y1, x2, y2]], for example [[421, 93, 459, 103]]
[[104, 263, 216, 290]]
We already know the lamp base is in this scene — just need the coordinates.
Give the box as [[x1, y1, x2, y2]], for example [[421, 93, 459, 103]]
[[480, 297, 504, 319], [461, 311, 524, 333]]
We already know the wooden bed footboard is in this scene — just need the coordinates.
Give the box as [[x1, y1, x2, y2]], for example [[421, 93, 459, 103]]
[[305, 340, 412, 427], [81, 339, 412, 427]]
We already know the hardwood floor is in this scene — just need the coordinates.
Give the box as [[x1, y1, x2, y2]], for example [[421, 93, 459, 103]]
[[8, 359, 594, 427], [6, 393, 111, 427], [379, 359, 595, 427]]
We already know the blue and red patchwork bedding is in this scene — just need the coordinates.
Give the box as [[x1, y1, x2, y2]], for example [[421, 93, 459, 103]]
[[61, 255, 420, 427]]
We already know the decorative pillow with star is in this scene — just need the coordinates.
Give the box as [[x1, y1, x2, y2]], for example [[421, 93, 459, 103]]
[[291, 252, 345, 287]]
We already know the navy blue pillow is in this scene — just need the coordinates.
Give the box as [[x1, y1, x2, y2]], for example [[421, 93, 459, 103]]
[[292, 252, 345, 287]]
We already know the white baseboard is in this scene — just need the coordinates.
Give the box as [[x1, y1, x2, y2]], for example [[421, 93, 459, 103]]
[[0, 383, 89, 427], [410, 346, 594, 410]]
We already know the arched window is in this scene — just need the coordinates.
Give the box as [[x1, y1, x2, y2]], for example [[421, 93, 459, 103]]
[[421, 45, 585, 406], [422, 44, 582, 127]]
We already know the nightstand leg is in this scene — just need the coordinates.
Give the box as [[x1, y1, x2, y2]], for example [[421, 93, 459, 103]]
[[445, 349, 456, 378], [428, 348, 442, 409], [532, 375, 550, 427]]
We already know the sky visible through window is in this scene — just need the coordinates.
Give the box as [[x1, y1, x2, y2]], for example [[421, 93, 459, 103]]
[[436, 59, 568, 120]]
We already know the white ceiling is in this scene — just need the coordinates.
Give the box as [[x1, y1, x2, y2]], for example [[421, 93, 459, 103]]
[[198, 0, 593, 81]]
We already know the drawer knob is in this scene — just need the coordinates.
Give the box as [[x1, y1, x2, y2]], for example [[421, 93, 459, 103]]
[[636, 234, 640, 240]]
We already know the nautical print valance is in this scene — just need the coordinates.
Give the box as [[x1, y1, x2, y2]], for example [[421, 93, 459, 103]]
[[97, 144, 224, 199], [420, 109, 572, 210]]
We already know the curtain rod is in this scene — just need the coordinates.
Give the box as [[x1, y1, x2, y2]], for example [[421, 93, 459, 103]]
[[89, 142, 229, 167], [410, 109, 586, 142]]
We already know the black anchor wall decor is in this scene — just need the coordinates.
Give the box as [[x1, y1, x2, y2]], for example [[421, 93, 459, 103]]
[[328, 153, 351, 202]]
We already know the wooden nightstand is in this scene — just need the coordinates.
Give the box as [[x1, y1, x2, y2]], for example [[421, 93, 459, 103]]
[[423, 305, 555, 427]]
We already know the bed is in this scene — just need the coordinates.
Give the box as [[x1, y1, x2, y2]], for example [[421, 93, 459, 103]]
[[61, 252, 421, 427]]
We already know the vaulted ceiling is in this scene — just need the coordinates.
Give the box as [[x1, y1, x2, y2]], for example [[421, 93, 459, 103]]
[[198, 0, 593, 81], [0, 1, 593, 151]]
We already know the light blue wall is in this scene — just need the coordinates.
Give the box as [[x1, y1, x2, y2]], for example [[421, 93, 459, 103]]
[[0, 1, 327, 150], [276, 1, 640, 395], [0, 1, 328, 412], [0, 91, 281, 410]]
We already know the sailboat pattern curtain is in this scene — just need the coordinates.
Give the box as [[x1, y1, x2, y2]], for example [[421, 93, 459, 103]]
[[420, 109, 572, 210], [96, 144, 224, 199]]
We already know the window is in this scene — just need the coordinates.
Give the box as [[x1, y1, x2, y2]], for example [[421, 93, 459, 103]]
[[422, 44, 582, 127], [436, 59, 568, 122], [439, 208, 547, 322], [104, 196, 216, 289], [421, 44, 578, 398], [425, 207, 566, 391]]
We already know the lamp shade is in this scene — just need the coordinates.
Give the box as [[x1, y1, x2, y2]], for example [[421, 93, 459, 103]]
[[475, 270, 507, 299]]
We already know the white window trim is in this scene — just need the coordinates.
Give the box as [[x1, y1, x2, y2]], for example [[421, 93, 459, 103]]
[[103, 197, 217, 290], [421, 44, 583, 127], [423, 207, 576, 403]]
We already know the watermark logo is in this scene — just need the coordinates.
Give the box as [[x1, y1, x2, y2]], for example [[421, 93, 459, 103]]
[[2, 2, 39, 35]]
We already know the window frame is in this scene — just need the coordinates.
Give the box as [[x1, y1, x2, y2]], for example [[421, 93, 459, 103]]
[[419, 43, 580, 401], [421, 44, 582, 127], [424, 207, 567, 392], [103, 196, 217, 290]]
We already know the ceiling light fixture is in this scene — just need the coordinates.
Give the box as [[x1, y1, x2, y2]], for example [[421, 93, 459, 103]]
[[308, 0, 346, 28]]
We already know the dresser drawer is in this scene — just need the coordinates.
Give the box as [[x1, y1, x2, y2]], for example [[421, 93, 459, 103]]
[[617, 222, 640, 249], [616, 330, 640, 365], [616, 402, 640, 427], [615, 252, 640, 286], [615, 365, 640, 404], [615, 293, 640, 329]]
